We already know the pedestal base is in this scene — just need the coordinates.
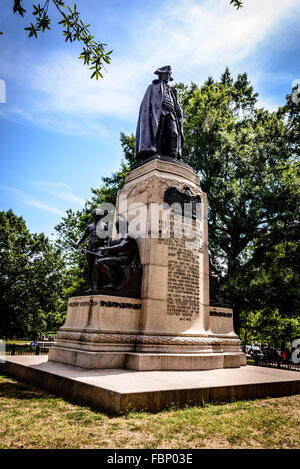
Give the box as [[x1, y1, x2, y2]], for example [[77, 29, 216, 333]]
[[48, 346, 246, 370], [124, 351, 245, 371], [49, 293, 245, 371]]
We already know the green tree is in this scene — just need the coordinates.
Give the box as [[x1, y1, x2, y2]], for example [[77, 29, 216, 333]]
[[177, 69, 299, 333], [54, 132, 136, 294], [0, 209, 67, 338], [238, 239, 300, 345], [240, 310, 300, 349]]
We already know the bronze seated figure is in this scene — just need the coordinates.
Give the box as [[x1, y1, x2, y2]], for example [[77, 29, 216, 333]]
[[93, 217, 143, 299]]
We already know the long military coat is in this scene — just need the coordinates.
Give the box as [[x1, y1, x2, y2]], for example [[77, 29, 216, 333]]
[[135, 79, 183, 160]]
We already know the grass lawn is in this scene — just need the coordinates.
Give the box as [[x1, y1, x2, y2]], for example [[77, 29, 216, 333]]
[[3, 340, 31, 345], [0, 373, 299, 449]]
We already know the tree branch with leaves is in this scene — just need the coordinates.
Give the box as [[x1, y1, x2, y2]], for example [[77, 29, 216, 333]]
[[2, 1, 244, 77], [3, 0, 112, 79], [230, 0, 243, 9]]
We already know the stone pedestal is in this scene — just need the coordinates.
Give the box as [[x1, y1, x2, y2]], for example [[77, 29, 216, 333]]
[[49, 158, 246, 370]]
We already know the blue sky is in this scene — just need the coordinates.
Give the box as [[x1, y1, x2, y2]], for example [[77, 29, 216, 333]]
[[0, 0, 299, 237]]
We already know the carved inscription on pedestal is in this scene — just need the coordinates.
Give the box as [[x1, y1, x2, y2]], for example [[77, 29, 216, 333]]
[[167, 239, 200, 322], [158, 217, 201, 322]]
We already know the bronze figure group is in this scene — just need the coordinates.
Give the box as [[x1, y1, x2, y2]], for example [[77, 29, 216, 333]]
[[74, 214, 142, 299]]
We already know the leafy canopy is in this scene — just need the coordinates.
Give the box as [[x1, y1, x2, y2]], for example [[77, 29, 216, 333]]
[[54, 132, 136, 294], [0, 209, 68, 338], [230, 0, 243, 9], [177, 68, 299, 336]]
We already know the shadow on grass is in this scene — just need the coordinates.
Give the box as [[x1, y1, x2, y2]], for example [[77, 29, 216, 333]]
[[0, 374, 115, 418], [0, 380, 56, 400]]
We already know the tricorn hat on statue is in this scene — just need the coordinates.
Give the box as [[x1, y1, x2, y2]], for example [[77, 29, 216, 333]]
[[154, 65, 173, 81]]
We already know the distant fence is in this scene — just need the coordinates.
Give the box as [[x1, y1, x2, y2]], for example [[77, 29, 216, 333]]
[[4, 344, 50, 356], [247, 356, 300, 372]]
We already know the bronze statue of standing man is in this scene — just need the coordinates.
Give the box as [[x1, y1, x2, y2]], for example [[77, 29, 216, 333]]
[[135, 65, 184, 161], [73, 209, 108, 292]]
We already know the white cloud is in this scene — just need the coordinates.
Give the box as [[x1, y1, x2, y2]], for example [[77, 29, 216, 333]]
[[33, 181, 86, 206], [2, 0, 299, 134], [0, 106, 109, 138], [0, 181, 85, 216], [0, 186, 65, 216], [133, 0, 299, 80], [34, 182, 70, 189], [256, 96, 282, 113]]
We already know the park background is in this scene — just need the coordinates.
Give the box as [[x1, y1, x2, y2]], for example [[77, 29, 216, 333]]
[[0, 0, 299, 351]]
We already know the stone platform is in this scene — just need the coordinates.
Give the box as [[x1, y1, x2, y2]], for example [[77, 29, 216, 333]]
[[1, 356, 299, 415]]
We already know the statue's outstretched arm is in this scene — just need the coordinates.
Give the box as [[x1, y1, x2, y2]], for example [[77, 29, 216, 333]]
[[74, 227, 90, 248]]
